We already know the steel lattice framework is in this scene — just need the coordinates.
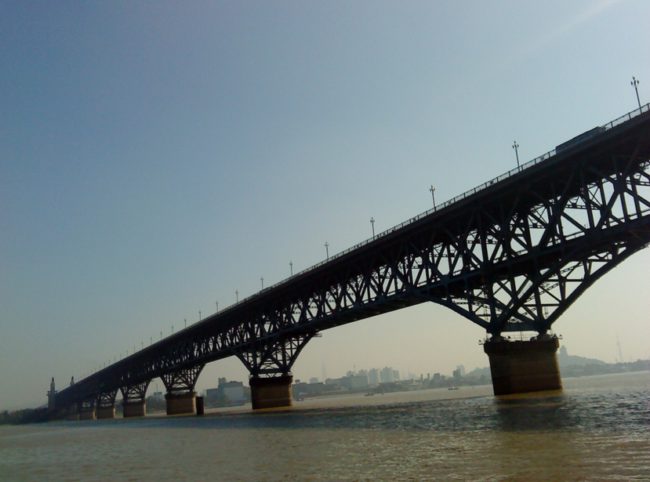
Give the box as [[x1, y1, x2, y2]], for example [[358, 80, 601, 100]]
[[55, 105, 650, 409]]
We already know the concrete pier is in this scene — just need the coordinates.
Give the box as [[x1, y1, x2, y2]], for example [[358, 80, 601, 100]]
[[250, 375, 293, 409], [78, 408, 96, 421], [122, 400, 146, 418], [96, 406, 115, 419], [165, 392, 196, 415], [484, 336, 562, 396]]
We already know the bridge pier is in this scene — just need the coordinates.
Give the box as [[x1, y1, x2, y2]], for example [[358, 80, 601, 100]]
[[237, 333, 313, 410], [161, 365, 204, 416], [122, 400, 146, 417], [484, 335, 561, 395], [250, 375, 293, 409], [78, 400, 96, 421], [120, 381, 149, 418], [165, 392, 197, 415], [96, 406, 115, 419], [79, 408, 96, 420], [96, 389, 117, 419]]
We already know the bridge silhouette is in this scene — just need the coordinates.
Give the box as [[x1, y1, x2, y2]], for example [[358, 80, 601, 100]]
[[52, 104, 650, 417]]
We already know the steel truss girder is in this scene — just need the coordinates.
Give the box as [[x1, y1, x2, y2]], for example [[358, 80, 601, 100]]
[[236, 333, 314, 378], [120, 380, 150, 403], [161, 364, 204, 394], [97, 389, 118, 408]]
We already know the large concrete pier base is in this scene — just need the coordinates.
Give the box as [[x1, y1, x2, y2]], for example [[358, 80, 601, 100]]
[[79, 408, 96, 421], [250, 375, 293, 409], [96, 406, 115, 419], [122, 400, 146, 418], [165, 392, 196, 415], [484, 336, 562, 396]]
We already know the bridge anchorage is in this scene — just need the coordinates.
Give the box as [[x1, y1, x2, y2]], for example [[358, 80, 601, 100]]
[[50, 103, 650, 417]]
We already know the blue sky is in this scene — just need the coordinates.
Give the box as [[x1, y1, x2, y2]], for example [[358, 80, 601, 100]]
[[1, 0, 649, 409]]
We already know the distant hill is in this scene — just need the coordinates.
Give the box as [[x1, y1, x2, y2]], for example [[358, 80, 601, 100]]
[[558, 345, 606, 367]]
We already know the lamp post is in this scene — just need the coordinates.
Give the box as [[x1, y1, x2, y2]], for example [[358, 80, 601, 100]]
[[235, 290, 239, 302], [512, 141, 520, 167], [289, 261, 293, 276], [216, 300, 219, 312], [631, 76, 641, 109], [261, 277, 264, 289], [325, 242, 329, 260], [429, 185, 436, 207], [370, 217, 375, 237]]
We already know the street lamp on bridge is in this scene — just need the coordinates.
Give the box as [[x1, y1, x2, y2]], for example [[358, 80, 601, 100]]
[[631, 76, 641, 109], [429, 185, 436, 208], [324, 242, 329, 260], [261, 277, 264, 289], [512, 140, 520, 167], [289, 261, 293, 276], [370, 217, 375, 237]]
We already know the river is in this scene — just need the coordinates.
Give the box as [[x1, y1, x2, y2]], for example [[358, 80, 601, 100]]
[[1, 371, 649, 481]]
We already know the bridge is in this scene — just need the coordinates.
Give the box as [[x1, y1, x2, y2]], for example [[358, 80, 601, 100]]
[[51, 104, 650, 418]]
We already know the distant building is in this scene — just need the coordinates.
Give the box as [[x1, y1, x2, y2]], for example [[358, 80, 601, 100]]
[[205, 378, 247, 406], [380, 367, 395, 383], [47, 378, 56, 410], [205, 388, 220, 402], [293, 381, 326, 399], [368, 368, 380, 386], [219, 379, 246, 404], [342, 373, 368, 390], [453, 365, 466, 379]]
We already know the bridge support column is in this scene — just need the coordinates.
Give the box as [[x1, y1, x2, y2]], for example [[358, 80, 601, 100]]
[[96, 406, 115, 419], [61, 405, 79, 421], [250, 375, 293, 409], [484, 335, 561, 396], [78, 400, 96, 421], [96, 389, 117, 419], [120, 381, 150, 418], [165, 392, 197, 415], [161, 365, 204, 416], [122, 400, 146, 417], [237, 332, 314, 410]]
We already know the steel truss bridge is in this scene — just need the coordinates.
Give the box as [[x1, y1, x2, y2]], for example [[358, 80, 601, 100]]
[[56, 104, 650, 411]]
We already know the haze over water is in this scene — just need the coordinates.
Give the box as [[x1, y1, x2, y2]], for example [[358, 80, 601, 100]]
[[1, 372, 648, 481]]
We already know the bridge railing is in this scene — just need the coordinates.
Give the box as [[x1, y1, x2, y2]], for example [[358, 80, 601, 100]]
[[220, 103, 650, 314]]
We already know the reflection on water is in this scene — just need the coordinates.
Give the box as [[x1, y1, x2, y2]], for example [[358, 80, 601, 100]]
[[1, 372, 648, 481]]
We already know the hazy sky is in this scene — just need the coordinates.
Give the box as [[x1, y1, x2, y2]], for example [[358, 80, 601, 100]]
[[2, 0, 649, 410]]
